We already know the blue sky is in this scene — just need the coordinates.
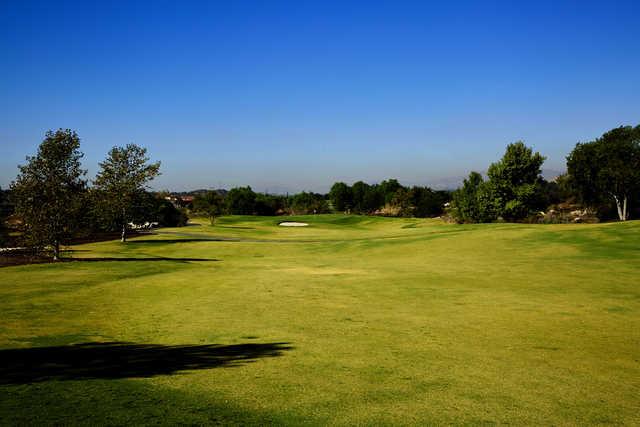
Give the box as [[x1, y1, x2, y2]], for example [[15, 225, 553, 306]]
[[1, 1, 639, 192]]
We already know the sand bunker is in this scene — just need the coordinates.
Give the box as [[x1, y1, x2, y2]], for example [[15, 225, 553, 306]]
[[279, 221, 309, 227]]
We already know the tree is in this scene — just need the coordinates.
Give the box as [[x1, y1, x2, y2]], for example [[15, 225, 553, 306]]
[[0, 187, 9, 246], [452, 172, 494, 223], [567, 125, 640, 221], [156, 199, 188, 227], [410, 186, 448, 218], [291, 192, 329, 214], [379, 179, 403, 205], [329, 182, 352, 212], [350, 181, 368, 213], [255, 193, 285, 216], [226, 186, 257, 215], [487, 142, 546, 220], [194, 190, 225, 223], [93, 144, 161, 242], [11, 129, 86, 259]]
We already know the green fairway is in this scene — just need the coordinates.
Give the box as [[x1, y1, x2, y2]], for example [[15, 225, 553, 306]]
[[1, 215, 639, 425]]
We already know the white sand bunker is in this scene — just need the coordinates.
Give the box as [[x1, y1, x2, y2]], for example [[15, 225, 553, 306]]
[[279, 221, 309, 227]]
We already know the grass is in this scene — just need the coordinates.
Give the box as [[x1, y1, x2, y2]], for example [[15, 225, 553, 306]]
[[1, 215, 639, 425]]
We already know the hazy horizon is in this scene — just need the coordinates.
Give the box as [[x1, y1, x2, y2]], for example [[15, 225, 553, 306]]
[[2, 1, 639, 193]]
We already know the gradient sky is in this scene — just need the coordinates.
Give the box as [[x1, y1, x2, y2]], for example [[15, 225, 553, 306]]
[[1, 1, 639, 193]]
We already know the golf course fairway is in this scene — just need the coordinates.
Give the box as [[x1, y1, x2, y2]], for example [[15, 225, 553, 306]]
[[1, 215, 638, 425]]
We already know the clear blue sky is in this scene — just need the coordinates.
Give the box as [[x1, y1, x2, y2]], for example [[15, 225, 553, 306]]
[[1, 0, 639, 193]]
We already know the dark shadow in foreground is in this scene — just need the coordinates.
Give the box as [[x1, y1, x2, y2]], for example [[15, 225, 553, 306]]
[[0, 342, 292, 384], [62, 257, 219, 262]]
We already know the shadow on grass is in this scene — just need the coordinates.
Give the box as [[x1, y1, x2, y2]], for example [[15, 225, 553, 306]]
[[62, 257, 219, 262], [0, 342, 292, 384], [127, 238, 234, 244]]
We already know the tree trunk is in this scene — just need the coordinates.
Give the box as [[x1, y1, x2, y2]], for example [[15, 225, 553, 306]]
[[623, 196, 628, 221], [121, 207, 127, 242], [53, 240, 60, 261], [613, 195, 625, 221]]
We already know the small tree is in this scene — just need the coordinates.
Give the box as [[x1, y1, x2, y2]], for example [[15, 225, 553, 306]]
[[11, 129, 86, 259], [452, 172, 495, 223], [567, 125, 640, 221], [94, 144, 160, 242], [194, 191, 225, 224]]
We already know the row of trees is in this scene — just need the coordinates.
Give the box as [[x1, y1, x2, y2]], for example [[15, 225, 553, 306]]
[[192, 187, 331, 223], [190, 180, 449, 224], [9, 129, 179, 259], [330, 179, 449, 217], [450, 125, 640, 223]]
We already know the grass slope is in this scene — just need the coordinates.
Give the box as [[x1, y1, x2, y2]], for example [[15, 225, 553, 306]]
[[1, 215, 639, 425]]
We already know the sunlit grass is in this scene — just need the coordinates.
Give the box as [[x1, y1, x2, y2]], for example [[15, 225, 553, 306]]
[[1, 215, 639, 424]]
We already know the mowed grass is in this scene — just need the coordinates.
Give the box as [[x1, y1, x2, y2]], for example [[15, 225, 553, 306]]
[[1, 215, 639, 425]]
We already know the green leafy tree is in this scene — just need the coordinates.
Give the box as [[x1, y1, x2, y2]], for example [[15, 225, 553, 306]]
[[567, 125, 640, 221], [11, 129, 87, 259], [329, 182, 353, 212], [194, 191, 225, 223], [93, 144, 161, 242], [0, 187, 10, 246], [291, 192, 329, 214], [362, 184, 384, 212], [226, 186, 257, 215], [487, 142, 546, 220], [452, 172, 487, 222], [410, 186, 448, 218], [379, 179, 403, 205], [350, 181, 370, 213], [156, 199, 188, 227], [255, 193, 285, 216]]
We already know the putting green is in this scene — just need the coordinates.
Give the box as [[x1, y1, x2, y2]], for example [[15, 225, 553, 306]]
[[0, 215, 638, 425]]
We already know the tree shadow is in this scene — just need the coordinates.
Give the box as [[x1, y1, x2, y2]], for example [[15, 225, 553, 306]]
[[62, 257, 219, 262], [127, 238, 233, 244], [0, 342, 292, 384]]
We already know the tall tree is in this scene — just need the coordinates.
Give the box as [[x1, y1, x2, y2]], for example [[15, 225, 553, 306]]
[[11, 129, 86, 259], [567, 125, 640, 221], [487, 141, 546, 220], [94, 144, 161, 242], [351, 181, 370, 213]]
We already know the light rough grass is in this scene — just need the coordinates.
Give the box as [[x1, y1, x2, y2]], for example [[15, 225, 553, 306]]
[[0, 215, 639, 425]]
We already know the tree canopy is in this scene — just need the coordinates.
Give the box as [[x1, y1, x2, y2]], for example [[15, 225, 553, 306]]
[[567, 125, 640, 220], [11, 129, 87, 259], [93, 144, 161, 241], [452, 142, 546, 223]]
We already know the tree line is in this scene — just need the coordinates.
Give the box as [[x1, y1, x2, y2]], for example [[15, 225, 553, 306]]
[[189, 180, 449, 224], [451, 124, 640, 223], [3, 124, 638, 258]]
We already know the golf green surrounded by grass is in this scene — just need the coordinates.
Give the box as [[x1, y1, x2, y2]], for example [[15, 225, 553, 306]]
[[1, 215, 639, 425]]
